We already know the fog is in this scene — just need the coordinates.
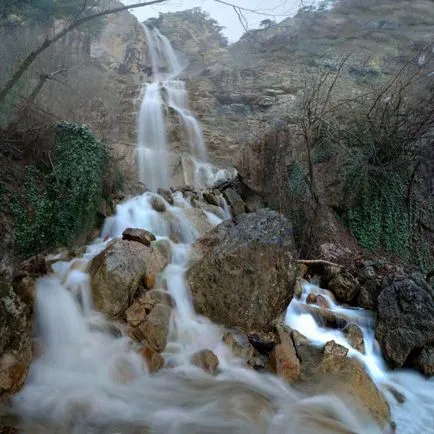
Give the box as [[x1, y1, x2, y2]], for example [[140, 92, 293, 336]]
[[126, 0, 316, 42]]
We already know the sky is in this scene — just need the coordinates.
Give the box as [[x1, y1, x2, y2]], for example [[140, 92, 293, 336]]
[[126, 0, 316, 42]]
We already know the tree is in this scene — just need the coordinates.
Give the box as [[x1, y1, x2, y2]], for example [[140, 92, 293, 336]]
[[0, 0, 167, 106], [260, 19, 274, 28]]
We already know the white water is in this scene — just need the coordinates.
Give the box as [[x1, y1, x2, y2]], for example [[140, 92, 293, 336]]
[[286, 282, 434, 434], [135, 25, 213, 191], [11, 26, 434, 434]]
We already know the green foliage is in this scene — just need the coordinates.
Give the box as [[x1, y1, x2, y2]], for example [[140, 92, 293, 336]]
[[10, 122, 106, 256], [313, 123, 339, 164], [287, 161, 309, 198]]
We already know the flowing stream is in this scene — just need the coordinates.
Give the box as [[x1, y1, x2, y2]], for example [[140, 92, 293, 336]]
[[10, 26, 434, 434]]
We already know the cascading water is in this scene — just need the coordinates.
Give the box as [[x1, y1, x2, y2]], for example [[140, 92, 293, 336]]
[[135, 25, 217, 191], [10, 25, 434, 434]]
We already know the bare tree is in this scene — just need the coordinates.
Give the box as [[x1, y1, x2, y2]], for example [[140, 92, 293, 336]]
[[0, 0, 167, 105]]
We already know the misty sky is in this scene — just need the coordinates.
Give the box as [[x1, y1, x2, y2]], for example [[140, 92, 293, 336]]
[[126, 0, 316, 42]]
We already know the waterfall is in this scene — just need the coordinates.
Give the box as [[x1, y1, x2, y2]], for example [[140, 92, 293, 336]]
[[10, 25, 434, 434], [136, 25, 210, 191]]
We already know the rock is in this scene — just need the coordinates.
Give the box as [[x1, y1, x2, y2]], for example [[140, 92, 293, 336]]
[[122, 228, 156, 246], [187, 209, 296, 331], [343, 323, 365, 354], [196, 202, 225, 220], [328, 272, 359, 303], [151, 195, 166, 212], [376, 274, 434, 372], [306, 355, 391, 428], [411, 344, 434, 376], [222, 332, 264, 369], [316, 294, 330, 309], [0, 282, 32, 398], [125, 302, 147, 327], [140, 289, 173, 310], [298, 304, 350, 329], [358, 279, 382, 311], [323, 340, 349, 357], [183, 208, 214, 237], [247, 331, 277, 355], [244, 193, 264, 213], [306, 293, 317, 304], [157, 188, 174, 205], [203, 191, 219, 206], [222, 187, 245, 216], [269, 327, 300, 383], [137, 304, 171, 352], [89, 240, 168, 318], [191, 349, 219, 375], [138, 344, 165, 373]]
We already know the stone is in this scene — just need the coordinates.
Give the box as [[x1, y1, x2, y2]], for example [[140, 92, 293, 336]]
[[138, 304, 171, 352], [323, 340, 349, 357], [157, 188, 174, 205], [191, 349, 219, 375], [343, 323, 365, 354], [316, 294, 330, 309], [222, 332, 263, 369], [203, 191, 220, 206], [183, 208, 214, 237], [187, 209, 296, 331], [0, 282, 32, 398], [138, 344, 165, 373], [358, 279, 382, 311], [140, 289, 173, 310], [89, 240, 168, 318], [122, 228, 156, 246], [269, 327, 300, 383], [411, 344, 434, 376], [196, 202, 225, 220], [306, 293, 317, 304], [375, 274, 434, 372], [328, 272, 360, 303], [125, 302, 147, 327], [222, 187, 245, 216], [151, 195, 166, 212], [310, 355, 391, 428], [247, 331, 277, 355], [298, 304, 350, 329], [244, 193, 264, 213]]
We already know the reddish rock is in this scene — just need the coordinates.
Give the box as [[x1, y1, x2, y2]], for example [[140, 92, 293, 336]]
[[122, 228, 156, 246], [191, 349, 219, 375], [138, 344, 165, 373]]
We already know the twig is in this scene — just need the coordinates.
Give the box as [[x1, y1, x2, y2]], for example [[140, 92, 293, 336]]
[[296, 259, 343, 267]]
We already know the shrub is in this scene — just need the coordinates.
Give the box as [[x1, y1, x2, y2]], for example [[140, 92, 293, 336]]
[[10, 122, 106, 256]]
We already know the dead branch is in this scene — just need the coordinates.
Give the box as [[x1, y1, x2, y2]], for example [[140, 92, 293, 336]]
[[296, 259, 343, 267]]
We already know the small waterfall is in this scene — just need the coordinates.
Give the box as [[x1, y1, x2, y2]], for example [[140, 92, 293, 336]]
[[136, 25, 209, 191]]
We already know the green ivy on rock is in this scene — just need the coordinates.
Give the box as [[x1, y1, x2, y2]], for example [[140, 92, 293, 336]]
[[11, 122, 106, 257]]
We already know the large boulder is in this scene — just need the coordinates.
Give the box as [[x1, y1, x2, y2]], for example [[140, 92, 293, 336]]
[[376, 274, 434, 373], [89, 240, 168, 318], [187, 209, 296, 331]]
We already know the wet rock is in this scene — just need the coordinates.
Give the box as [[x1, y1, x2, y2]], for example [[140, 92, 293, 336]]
[[203, 191, 220, 206], [247, 331, 277, 355], [122, 228, 156, 246], [306, 293, 317, 304], [376, 274, 434, 372], [411, 344, 434, 376], [222, 187, 245, 216], [191, 349, 219, 375], [316, 294, 330, 309], [222, 332, 264, 369], [140, 289, 173, 310], [151, 195, 166, 212], [138, 343, 165, 373], [184, 208, 214, 237], [298, 304, 350, 329], [323, 340, 349, 357], [358, 279, 382, 311], [328, 272, 359, 303], [138, 304, 171, 352], [343, 323, 365, 354], [89, 240, 168, 318], [187, 209, 296, 331], [0, 282, 32, 398], [309, 355, 391, 428], [269, 327, 300, 383], [125, 302, 148, 327], [196, 202, 225, 219], [157, 188, 174, 205]]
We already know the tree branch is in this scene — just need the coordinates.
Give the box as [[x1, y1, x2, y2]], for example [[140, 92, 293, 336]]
[[0, 0, 167, 106]]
